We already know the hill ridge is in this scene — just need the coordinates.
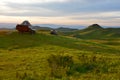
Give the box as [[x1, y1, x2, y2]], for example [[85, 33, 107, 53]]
[[62, 24, 120, 39], [85, 24, 103, 30]]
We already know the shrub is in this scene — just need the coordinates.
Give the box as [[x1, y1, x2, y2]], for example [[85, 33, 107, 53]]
[[47, 54, 73, 78], [47, 54, 110, 79]]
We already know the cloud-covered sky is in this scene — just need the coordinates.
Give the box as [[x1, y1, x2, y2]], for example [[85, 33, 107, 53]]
[[0, 0, 120, 26]]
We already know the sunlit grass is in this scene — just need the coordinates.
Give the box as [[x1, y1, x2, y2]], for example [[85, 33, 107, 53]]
[[0, 31, 120, 80]]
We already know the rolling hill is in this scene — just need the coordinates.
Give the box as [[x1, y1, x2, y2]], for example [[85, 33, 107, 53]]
[[0, 31, 120, 80], [56, 27, 78, 32], [62, 24, 120, 39]]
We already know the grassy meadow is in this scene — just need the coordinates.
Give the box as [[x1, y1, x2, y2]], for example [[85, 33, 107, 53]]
[[0, 30, 120, 80]]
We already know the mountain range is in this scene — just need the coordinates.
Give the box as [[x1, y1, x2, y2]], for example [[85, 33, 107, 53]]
[[0, 23, 119, 30], [0, 22, 120, 39], [0, 23, 85, 29]]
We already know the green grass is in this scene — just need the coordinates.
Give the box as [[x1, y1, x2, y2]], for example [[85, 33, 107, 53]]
[[0, 32, 120, 80], [61, 26, 120, 39]]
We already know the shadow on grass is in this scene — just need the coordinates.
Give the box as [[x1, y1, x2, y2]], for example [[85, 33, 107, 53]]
[[0, 32, 119, 54]]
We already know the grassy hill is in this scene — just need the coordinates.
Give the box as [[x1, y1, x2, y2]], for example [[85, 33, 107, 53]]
[[0, 31, 120, 80], [56, 27, 78, 32], [62, 24, 120, 39]]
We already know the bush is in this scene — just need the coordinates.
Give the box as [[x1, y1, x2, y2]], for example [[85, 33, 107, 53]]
[[47, 54, 73, 78], [47, 54, 110, 79]]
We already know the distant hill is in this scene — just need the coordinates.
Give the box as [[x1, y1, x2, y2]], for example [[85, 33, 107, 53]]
[[63, 24, 120, 39], [0, 23, 16, 29], [56, 27, 78, 32], [32, 26, 53, 30], [20, 21, 78, 31], [0, 22, 120, 30], [32, 26, 78, 32], [34, 24, 85, 29], [86, 24, 103, 30]]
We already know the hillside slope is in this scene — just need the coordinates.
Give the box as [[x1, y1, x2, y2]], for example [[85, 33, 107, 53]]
[[0, 32, 120, 80], [0, 32, 119, 53], [63, 24, 120, 39]]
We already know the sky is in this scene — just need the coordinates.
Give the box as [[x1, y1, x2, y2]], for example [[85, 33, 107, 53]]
[[0, 0, 120, 26]]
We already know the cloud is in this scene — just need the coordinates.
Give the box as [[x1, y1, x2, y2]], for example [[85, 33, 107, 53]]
[[1, 0, 68, 4], [1, 0, 119, 17], [70, 11, 120, 20], [36, 0, 120, 13], [0, 0, 120, 26]]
